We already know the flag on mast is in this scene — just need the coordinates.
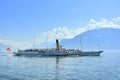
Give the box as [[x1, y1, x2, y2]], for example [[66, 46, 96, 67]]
[[6, 48, 11, 52]]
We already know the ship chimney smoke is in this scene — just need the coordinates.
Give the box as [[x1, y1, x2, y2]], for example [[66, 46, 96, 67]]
[[56, 39, 60, 49]]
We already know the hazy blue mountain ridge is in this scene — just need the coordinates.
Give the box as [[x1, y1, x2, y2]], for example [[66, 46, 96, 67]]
[[60, 28, 120, 51]]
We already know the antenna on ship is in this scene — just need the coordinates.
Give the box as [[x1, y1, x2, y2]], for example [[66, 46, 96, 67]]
[[80, 35, 83, 50], [97, 44, 101, 51]]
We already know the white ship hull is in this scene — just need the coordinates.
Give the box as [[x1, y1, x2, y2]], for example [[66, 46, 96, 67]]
[[14, 49, 103, 56]]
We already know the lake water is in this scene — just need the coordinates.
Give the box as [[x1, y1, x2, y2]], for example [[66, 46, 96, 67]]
[[0, 52, 120, 80]]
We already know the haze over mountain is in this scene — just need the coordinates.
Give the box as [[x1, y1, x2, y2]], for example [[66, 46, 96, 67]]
[[60, 28, 120, 51]]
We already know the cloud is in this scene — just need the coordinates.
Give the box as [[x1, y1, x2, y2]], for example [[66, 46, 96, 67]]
[[113, 17, 120, 22], [87, 18, 120, 29], [0, 39, 33, 49], [1, 17, 120, 49]]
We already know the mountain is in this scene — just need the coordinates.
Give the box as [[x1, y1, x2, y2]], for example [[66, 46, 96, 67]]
[[60, 28, 120, 51]]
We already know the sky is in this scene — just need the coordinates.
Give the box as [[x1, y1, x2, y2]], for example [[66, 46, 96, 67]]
[[0, 0, 120, 49]]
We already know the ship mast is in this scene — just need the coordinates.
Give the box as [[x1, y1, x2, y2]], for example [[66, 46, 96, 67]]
[[33, 36, 36, 49], [80, 35, 83, 50]]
